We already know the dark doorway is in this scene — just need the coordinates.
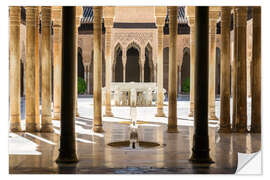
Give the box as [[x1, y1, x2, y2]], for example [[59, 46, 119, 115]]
[[78, 47, 84, 79], [216, 47, 221, 95], [181, 48, 190, 94], [114, 46, 123, 82], [126, 47, 140, 82]]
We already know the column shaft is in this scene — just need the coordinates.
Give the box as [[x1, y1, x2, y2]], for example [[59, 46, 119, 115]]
[[25, 7, 37, 132], [9, 6, 22, 131], [35, 8, 40, 130], [250, 7, 261, 133], [41, 6, 53, 132], [122, 50, 126, 82], [190, 7, 213, 163], [93, 7, 104, 132], [208, 15, 218, 120], [167, 7, 178, 133], [155, 26, 165, 117], [219, 7, 231, 133], [235, 7, 248, 132], [56, 6, 78, 163], [104, 24, 113, 117]]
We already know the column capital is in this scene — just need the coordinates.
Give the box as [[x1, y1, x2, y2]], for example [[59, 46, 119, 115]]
[[52, 6, 62, 26], [41, 6, 51, 27], [76, 6, 83, 28], [235, 7, 248, 27], [104, 18, 114, 28], [209, 7, 220, 20], [103, 6, 115, 19], [25, 6, 37, 26]]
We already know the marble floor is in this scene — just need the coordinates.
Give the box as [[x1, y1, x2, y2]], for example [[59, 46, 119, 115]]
[[9, 96, 261, 174]]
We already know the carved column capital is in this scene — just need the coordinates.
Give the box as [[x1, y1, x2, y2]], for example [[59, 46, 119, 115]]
[[9, 6, 21, 26]]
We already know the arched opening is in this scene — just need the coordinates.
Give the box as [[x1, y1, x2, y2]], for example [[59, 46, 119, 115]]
[[144, 43, 153, 82], [114, 43, 123, 82], [216, 47, 221, 95], [163, 47, 169, 92], [89, 51, 93, 94], [77, 47, 84, 79], [181, 47, 190, 94], [126, 47, 140, 82]]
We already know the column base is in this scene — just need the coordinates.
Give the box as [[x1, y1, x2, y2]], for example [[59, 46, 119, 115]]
[[93, 125, 104, 133], [104, 111, 114, 117], [26, 123, 36, 132], [56, 153, 79, 164], [167, 126, 179, 133], [40, 123, 54, 133], [189, 151, 214, 164], [188, 111, 194, 117], [155, 108, 166, 117], [232, 127, 248, 133], [10, 122, 22, 132], [208, 114, 218, 120], [250, 126, 261, 133], [218, 126, 231, 133], [53, 112, 61, 120], [34, 123, 41, 132], [76, 112, 80, 117]]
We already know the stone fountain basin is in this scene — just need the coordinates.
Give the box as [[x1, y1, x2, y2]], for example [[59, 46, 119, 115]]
[[107, 141, 165, 149]]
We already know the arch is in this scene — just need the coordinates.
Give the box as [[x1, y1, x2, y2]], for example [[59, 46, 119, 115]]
[[114, 43, 123, 82], [126, 41, 141, 57], [126, 47, 140, 82], [216, 47, 221, 95], [181, 47, 190, 94]]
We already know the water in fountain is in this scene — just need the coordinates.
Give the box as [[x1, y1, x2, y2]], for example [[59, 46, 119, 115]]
[[129, 107, 139, 149]]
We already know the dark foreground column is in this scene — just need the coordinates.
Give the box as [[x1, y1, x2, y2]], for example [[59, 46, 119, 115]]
[[250, 7, 261, 133], [56, 7, 78, 163], [190, 7, 213, 163], [219, 7, 231, 133]]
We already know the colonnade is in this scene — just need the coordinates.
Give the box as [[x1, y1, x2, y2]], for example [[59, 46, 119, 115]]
[[9, 6, 261, 163]]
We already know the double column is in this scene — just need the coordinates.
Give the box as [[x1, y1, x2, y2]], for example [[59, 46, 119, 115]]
[[40, 6, 53, 132], [186, 7, 195, 117], [93, 7, 104, 132], [52, 7, 62, 121], [9, 7, 22, 131], [234, 7, 248, 132], [250, 7, 261, 133], [154, 6, 166, 117], [25, 6, 37, 132], [219, 7, 231, 133], [103, 6, 115, 117], [208, 8, 219, 120], [140, 48, 145, 82], [167, 7, 178, 133]]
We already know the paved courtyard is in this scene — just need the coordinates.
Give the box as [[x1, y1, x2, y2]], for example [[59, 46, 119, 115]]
[[9, 96, 260, 174]]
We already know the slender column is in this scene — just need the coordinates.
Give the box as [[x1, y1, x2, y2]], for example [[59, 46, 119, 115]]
[[235, 7, 248, 133], [141, 48, 145, 82], [35, 7, 41, 130], [9, 6, 22, 131], [187, 14, 195, 117], [167, 7, 178, 133], [85, 64, 89, 94], [232, 8, 238, 130], [104, 11, 114, 117], [56, 7, 78, 163], [122, 50, 127, 82], [208, 10, 218, 120], [52, 6, 62, 121], [93, 7, 104, 132], [75, 7, 83, 117], [40, 6, 53, 132], [250, 7, 261, 133], [25, 7, 37, 132], [154, 7, 166, 117], [190, 7, 213, 163], [219, 7, 231, 133]]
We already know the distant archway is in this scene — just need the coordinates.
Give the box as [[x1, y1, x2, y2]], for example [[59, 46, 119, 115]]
[[126, 47, 140, 82], [144, 43, 154, 82], [163, 47, 169, 92], [181, 47, 190, 94], [114, 43, 123, 82], [78, 47, 84, 79], [216, 47, 221, 95]]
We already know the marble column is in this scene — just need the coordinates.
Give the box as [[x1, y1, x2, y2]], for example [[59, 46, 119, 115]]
[[208, 9, 219, 120], [250, 7, 261, 133], [56, 6, 79, 163], [35, 7, 41, 130], [219, 7, 231, 133], [75, 7, 83, 117], [93, 7, 104, 132], [25, 6, 37, 132], [85, 64, 89, 94], [103, 7, 115, 117], [154, 7, 166, 117], [9, 6, 22, 132], [40, 6, 53, 132], [232, 8, 238, 130], [235, 7, 248, 133], [167, 7, 178, 133], [52, 6, 62, 121], [190, 6, 213, 163], [122, 50, 127, 82], [141, 48, 145, 82], [187, 13, 195, 117]]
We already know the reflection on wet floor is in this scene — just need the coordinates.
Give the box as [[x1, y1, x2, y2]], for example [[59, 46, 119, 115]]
[[9, 116, 261, 174]]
